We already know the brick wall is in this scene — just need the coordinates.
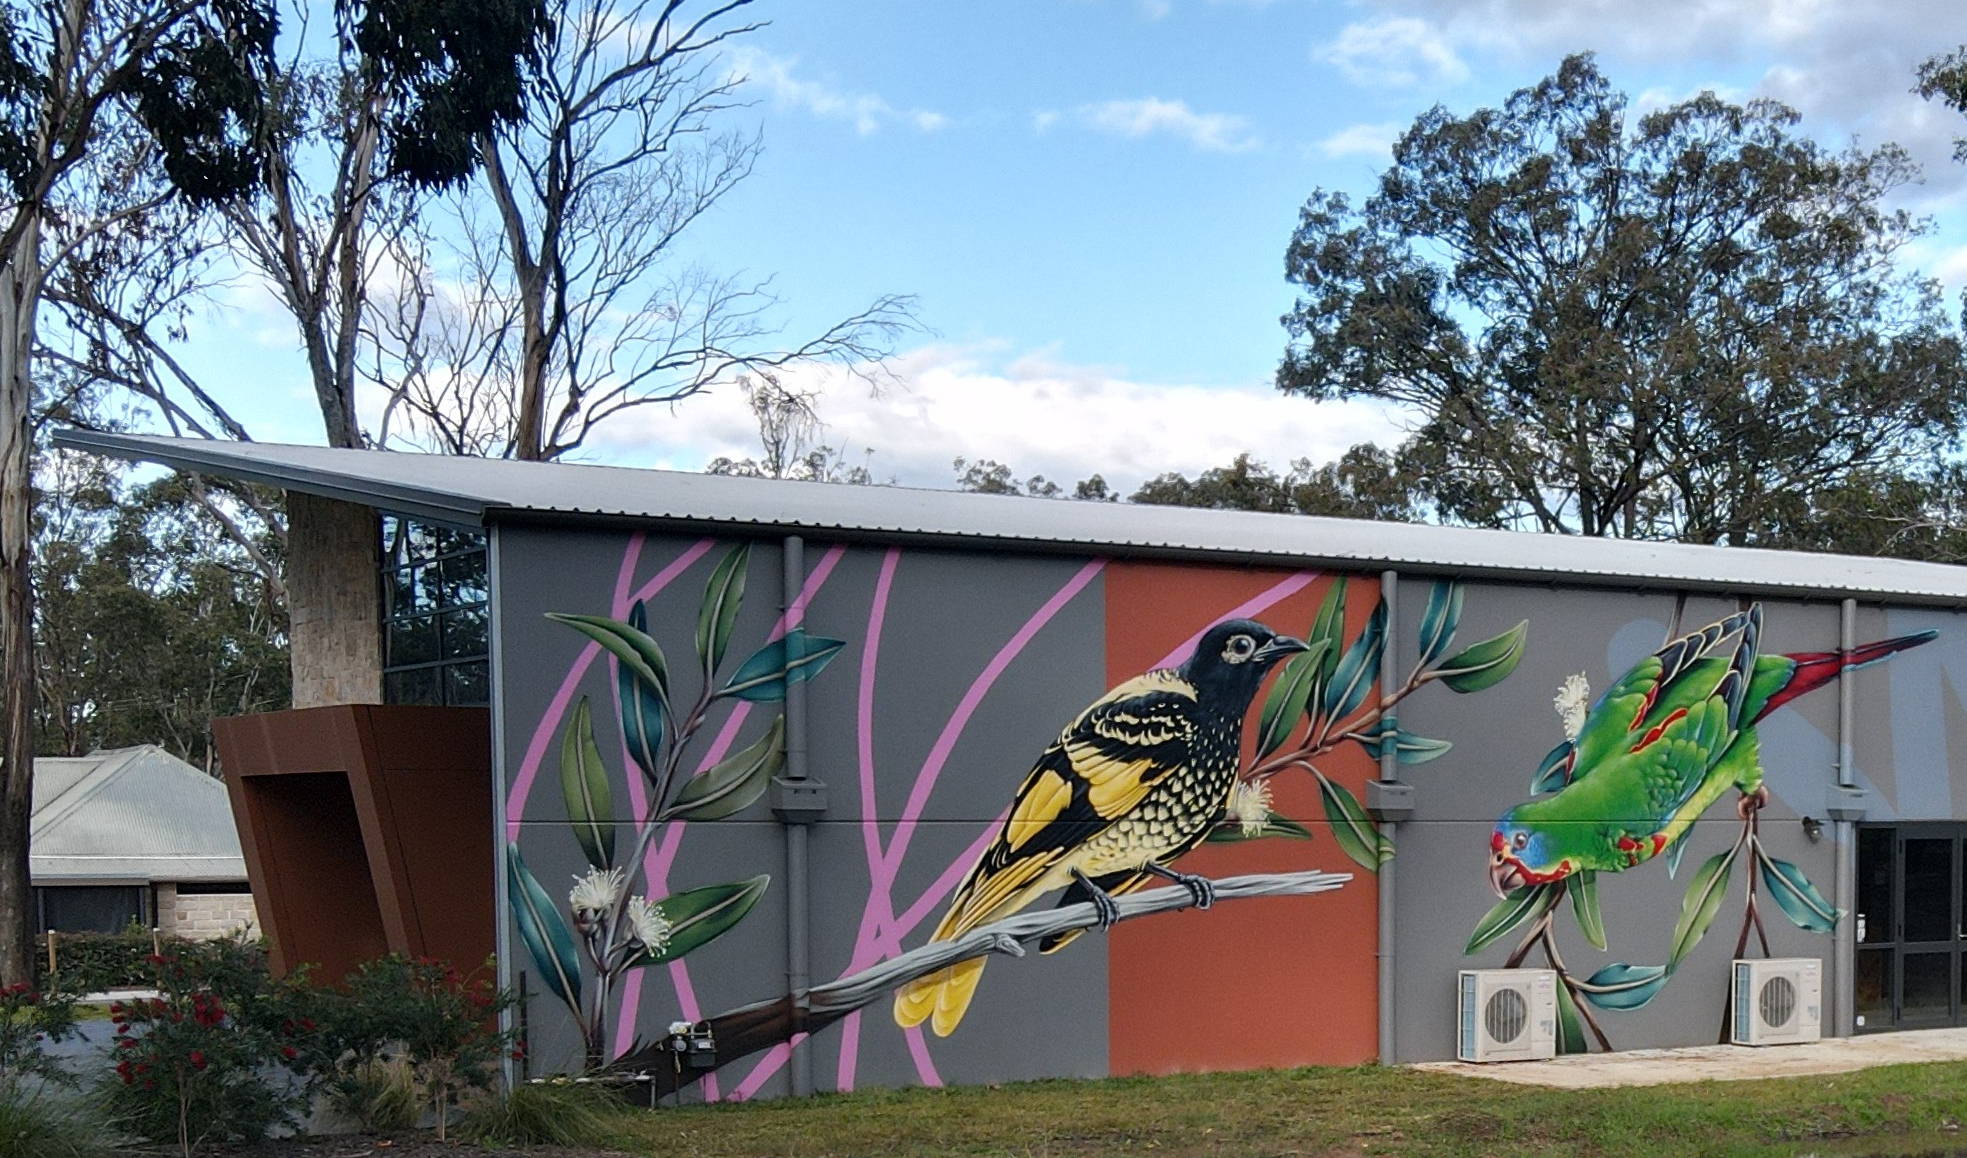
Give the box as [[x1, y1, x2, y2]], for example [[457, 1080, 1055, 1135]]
[[156, 883, 259, 941], [287, 492, 383, 708]]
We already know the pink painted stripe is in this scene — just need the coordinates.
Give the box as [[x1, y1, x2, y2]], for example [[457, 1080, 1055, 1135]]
[[728, 1031, 809, 1101], [903, 1025, 942, 1086], [879, 560, 1106, 878], [609, 543, 847, 1060], [504, 538, 713, 839], [894, 812, 1006, 939], [1150, 569, 1322, 670], [859, 550, 902, 869], [833, 1009, 864, 1092]]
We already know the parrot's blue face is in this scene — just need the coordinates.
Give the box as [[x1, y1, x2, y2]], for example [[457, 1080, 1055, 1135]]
[[1488, 810, 1573, 895]]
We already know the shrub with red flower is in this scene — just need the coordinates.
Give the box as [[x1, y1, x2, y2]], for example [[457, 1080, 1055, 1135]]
[[0, 980, 79, 1091], [101, 936, 327, 1156], [327, 955, 516, 1142]]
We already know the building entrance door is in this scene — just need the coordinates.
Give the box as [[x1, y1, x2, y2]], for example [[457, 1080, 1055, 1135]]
[[1856, 824, 1967, 1031]]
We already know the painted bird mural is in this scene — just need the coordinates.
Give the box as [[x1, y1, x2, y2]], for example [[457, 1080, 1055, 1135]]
[[1490, 604, 1935, 895], [894, 618, 1310, 1037]]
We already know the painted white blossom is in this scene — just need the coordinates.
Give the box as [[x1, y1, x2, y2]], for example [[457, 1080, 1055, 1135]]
[[1227, 778, 1274, 837], [1554, 673, 1592, 740], [568, 867, 625, 918], [624, 896, 673, 955]]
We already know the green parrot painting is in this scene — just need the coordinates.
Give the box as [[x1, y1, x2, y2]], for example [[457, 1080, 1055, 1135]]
[[1489, 604, 1935, 895]]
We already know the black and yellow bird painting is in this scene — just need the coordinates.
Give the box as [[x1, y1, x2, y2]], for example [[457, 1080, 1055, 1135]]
[[893, 618, 1310, 1036]]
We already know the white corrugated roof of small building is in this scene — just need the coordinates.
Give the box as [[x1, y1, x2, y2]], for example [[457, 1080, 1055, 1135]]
[[30, 745, 246, 884], [49, 429, 1967, 605]]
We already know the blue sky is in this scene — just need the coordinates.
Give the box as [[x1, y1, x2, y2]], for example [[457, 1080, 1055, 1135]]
[[167, 0, 1967, 490]]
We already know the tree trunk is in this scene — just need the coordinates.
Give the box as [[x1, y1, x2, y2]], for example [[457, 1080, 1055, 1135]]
[[0, 217, 41, 985]]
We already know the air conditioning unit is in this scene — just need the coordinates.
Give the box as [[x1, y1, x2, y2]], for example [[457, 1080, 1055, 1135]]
[[1732, 958, 1821, 1046], [1457, 969, 1558, 1062]]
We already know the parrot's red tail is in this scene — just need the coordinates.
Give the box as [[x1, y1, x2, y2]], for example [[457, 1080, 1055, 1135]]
[[1755, 630, 1939, 722]]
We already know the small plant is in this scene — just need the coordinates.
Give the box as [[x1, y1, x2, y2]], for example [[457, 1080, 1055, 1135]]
[[337, 955, 516, 1142], [0, 1088, 112, 1158], [100, 939, 321, 1155], [454, 1079, 622, 1148], [0, 981, 110, 1158], [0, 983, 79, 1088], [320, 1056, 420, 1134]]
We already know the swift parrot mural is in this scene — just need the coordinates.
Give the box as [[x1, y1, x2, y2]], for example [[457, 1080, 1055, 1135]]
[[1467, 602, 1936, 1052]]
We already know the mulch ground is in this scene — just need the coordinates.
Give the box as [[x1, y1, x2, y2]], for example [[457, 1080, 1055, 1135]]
[[217, 1137, 631, 1157]]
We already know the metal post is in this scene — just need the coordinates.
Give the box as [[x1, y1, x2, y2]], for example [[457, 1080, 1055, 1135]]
[[1376, 569, 1399, 1065], [781, 536, 814, 1096], [1834, 597, 1857, 1036]]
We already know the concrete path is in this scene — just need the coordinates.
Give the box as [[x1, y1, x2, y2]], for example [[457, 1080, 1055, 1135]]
[[1412, 1027, 1967, 1088]]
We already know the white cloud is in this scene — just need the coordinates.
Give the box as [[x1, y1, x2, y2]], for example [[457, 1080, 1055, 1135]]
[[1138, 0, 1173, 19], [1350, 0, 1967, 196], [731, 48, 946, 136], [1314, 121, 1403, 159], [581, 342, 1409, 491], [1060, 97, 1261, 152], [1318, 16, 1468, 88]]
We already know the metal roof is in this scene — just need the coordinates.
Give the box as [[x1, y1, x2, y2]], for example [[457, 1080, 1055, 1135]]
[[51, 428, 1967, 605], [31, 746, 246, 884]]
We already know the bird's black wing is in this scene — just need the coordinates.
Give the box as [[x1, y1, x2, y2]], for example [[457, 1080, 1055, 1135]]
[[938, 672, 1199, 933]]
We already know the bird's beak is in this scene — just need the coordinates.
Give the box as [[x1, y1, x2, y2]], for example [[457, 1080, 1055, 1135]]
[[1490, 852, 1526, 897], [1255, 635, 1312, 662]]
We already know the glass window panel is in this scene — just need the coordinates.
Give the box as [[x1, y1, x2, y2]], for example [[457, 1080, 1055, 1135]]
[[380, 515, 407, 569], [1903, 951, 1954, 1020], [1904, 837, 1954, 943], [406, 521, 441, 562], [384, 667, 442, 706], [387, 615, 439, 666], [446, 661, 489, 707], [39, 886, 144, 934], [410, 564, 443, 613], [1856, 948, 1891, 1024], [1858, 827, 1893, 944], [442, 606, 488, 660], [442, 552, 488, 607], [385, 567, 415, 620]]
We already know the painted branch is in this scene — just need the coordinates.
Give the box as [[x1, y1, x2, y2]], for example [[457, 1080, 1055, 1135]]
[[612, 869, 1352, 1095]]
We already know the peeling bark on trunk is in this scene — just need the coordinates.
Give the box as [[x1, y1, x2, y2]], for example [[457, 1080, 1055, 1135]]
[[0, 218, 40, 984]]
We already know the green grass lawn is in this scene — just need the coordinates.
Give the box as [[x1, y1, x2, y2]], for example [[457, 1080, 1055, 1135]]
[[599, 1062, 1967, 1158]]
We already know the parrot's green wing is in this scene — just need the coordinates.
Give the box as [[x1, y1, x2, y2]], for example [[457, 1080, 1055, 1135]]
[[1620, 696, 1735, 818], [1572, 608, 1758, 776]]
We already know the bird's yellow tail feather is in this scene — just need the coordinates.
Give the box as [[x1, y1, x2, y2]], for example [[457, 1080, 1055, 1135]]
[[892, 958, 988, 1037]]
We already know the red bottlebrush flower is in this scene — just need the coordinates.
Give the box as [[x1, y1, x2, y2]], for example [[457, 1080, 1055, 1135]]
[[300, 1018, 317, 1032], [280, 1045, 298, 1061], [189, 1050, 207, 1071], [143, 953, 166, 966], [108, 1002, 123, 1015], [118, 1038, 139, 1050], [510, 1047, 526, 1060]]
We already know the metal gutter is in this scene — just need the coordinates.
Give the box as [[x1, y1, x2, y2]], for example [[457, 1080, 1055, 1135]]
[[1833, 598, 1858, 1037], [780, 537, 814, 1097], [1376, 570, 1399, 1065]]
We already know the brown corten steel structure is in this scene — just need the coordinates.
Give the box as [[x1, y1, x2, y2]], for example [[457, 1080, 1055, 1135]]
[[213, 705, 494, 983]]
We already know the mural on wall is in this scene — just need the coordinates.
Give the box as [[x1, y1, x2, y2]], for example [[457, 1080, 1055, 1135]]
[[1467, 602, 1936, 1052], [504, 542, 1533, 1090], [898, 579, 1530, 1036], [506, 543, 849, 1067]]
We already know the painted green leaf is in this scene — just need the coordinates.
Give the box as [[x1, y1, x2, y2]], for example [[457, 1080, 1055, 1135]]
[[559, 697, 614, 869], [1254, 642, 1329, 757], [1316, 772, 1387, 873], [1555, 981, 1587, 1055], [1578, 963, 1671, 1011], [1322, 601, 1386, 721], [1464, 884, 1558, 955], [1531, 740, 1575, 794], [1570, 870, 1606, 951], [1417, 580, 1464, 668], [1435, 620, 1528, 693], [548, 606, 671, 703], [1204, 812, 1315, 843], [1306, 583, 1347, 718], [1758, 850, 1841, 934], [643, 875, 771, 964], [665, 716, 786, 822], [506, 844, 581, 1011], [620, 602, 666, 785], [718, 629, 847, 702], [1670, 844, 1741, 967], [1665, 831, 1691, 880], [695, 543, 751, 676], [1394, 731, 1453, 765]]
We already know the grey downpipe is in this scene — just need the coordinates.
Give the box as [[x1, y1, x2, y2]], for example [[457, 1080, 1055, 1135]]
[[1377, 569, 1398, 1065], [782, 537, 814, 1095], [1834, 597, 1856, 1036]]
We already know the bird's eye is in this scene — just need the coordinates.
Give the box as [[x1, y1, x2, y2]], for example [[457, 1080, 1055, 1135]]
[[1512, 831, 1529, 851], [1223, 634, 1256, 663]]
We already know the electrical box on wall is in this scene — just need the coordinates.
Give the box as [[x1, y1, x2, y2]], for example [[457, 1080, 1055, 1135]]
[[1457, 969, 1557, 1062], [1732, 958, 1822, 1046]]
